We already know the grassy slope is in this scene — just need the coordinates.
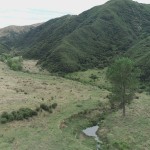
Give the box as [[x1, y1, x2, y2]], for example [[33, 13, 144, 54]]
[[65, 68, 150, 149], [0, 24, 41, 49], [0, 61, 108, 150], [126, 36, 150, 81], [98, 92, 150, 150], [0, 61, 150, 149], [65, 68, 109, 89]]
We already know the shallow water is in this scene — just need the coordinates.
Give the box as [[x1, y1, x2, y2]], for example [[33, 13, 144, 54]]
[[83, 125, 101, 150], [83, 125, 99, 138]]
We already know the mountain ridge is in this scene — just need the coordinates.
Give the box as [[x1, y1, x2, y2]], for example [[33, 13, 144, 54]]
[[0, 0, 150, 78]]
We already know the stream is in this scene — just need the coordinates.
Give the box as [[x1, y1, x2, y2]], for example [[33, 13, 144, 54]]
[[83, 125, 101, 150]]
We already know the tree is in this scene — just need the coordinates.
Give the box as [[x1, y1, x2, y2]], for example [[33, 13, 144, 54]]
[[106, 57, 139, 116]]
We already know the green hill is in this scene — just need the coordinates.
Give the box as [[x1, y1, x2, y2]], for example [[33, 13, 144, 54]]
[[0, 43, 10, 53], [1, 0, 150, 75], [126, 36, 150, 82], [0, 24, 41, 50]]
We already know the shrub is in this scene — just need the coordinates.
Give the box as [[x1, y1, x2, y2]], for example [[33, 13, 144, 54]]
[[31, 110, 38, 116], [40, 103, 49, 111], [51, 103, 57, 109], [7, 57, 23, 71], [17, 108, 37, 119], [1, 112, 9, 119], [48, 109, 53, 113], [35, 107, 41, 112], [7, 114, 14, 122], [0, 118, 7, 124], [15, 113, 24, 120], [0, 107, 38, 124]]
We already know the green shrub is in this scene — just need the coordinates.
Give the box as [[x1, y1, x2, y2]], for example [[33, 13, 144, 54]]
[[40, 103, 49, 111], [7, 58, 22, 71], [17, 108, 37, 119], [7, 114, 14, 122], [1, 112, 9, 119], [15, 113, 24, 120], [0, 117, 7, 124], [35, 107, 41, 112], [48, 109, 53, 113], [0, 102, 56, 124], [51, 103, 57, 109]]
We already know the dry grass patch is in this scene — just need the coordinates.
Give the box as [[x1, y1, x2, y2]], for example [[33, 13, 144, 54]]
[[0, 60, 109, 150]]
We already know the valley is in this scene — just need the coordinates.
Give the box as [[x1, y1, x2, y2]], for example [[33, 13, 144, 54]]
[[0, 0, 150, 149], [0, 59, 149, 149], [0, 60, 107, 149]]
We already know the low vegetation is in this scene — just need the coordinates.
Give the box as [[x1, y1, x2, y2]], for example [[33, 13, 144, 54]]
[[0, 108, 37, 124], [0, 53, 23, 71], [0, 0, 149, 149], [0, 102, 57, 124], [0, 61, 106, 150], [98, 92, 150, 150], [0, 58, 149, 149]]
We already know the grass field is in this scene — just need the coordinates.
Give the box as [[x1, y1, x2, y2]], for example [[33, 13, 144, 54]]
[[0, 60, 108, 150], [65, 68, 110, 89], [0, 60, 150, 150], [98, 92, 150, 150]]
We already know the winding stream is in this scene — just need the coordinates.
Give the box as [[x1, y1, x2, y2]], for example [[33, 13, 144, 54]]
[[83, 125, 101, 150]]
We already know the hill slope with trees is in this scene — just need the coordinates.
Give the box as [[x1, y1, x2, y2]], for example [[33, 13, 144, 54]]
[[0, 0, 150, 75]]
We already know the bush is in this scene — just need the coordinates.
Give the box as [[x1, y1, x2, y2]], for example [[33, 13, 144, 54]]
[[40, 103, 56, 113], [40, 103, 49, 111], [17, 108, 37, 119], [7, 114, 14, 122], [0, 107, 38, 124], [0, 102, 56, 124], [15, 113, 24, 120], [7, 58, 22, 71], [48, 109, 53, 113], [51, 103, 57, 109], [35, 107, 41, 112], [1, 112, 9, 119], [0, 118, 7, 124]]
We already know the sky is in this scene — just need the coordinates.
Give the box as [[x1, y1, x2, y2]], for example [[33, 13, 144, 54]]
[[0, 0, 149, 28]]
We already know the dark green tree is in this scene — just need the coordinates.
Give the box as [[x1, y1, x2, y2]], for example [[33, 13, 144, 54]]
[[107, 57, 139, 116]]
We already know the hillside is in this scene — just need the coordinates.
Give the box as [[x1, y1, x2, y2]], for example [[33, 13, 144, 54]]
[[0, 43, 10, 53], [126, 36, 150, 82], [0, 60, 149, 149], [0, 0, 150, 75], [0, 23, 41, 50], [98, 92, 150, 149], [0, 60, 106, 150], [10, 0, 149, 73]]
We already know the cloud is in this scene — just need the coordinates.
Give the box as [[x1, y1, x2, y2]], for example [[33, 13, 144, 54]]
[[0, 8, 67, 28], [0, 0, 149, 28]]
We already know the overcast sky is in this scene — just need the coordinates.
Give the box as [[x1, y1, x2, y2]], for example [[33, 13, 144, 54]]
[[0, 0, 149, 28]]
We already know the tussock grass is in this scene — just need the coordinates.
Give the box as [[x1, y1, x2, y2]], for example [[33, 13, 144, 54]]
[[0, 61, 108, 150], [98, 93, 150, 149]]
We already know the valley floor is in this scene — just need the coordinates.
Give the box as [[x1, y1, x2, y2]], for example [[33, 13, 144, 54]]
[[0, 60, 150, 150], [0, 61, 107, 150]]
